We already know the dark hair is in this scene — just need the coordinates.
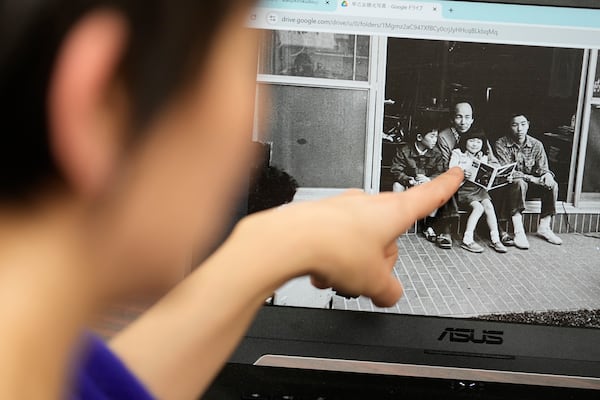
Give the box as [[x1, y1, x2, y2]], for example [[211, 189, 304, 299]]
[[246, 142, 298, 214], [510, 112, 529, 122], [457, 127, 489, 155], [409, 114, 442, 143], [0, 0, 256, 201], [247, 165, 298, 214]]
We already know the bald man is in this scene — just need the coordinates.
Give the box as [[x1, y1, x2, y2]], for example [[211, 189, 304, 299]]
[[438, 102, 476, 168]]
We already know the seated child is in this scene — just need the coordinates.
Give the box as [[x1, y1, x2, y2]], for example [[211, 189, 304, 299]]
[[449, 129, 507, 253], [390, 122, 444, 193], [391, 121, 458, 246]]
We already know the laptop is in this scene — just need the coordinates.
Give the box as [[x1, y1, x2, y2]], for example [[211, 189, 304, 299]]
[[204, 0, 600, 398]]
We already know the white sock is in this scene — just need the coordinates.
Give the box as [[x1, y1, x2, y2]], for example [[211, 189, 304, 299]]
[[539, 216, 551, 231], [512, 214, 525, 234], [490, 230, 500, 243], [463, 231, 474, 244]]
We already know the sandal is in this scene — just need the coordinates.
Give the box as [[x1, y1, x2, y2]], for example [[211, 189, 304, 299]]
[[500, 232, 515, 247], [423, 227, 437, 243], [436, 233, 453, 249]]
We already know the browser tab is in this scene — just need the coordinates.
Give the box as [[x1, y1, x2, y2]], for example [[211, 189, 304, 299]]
[[340, 1, 442, 20], [258, 0, 337, 12]]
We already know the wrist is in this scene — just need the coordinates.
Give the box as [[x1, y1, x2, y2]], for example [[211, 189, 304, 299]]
[[227, 211, 313, 296]]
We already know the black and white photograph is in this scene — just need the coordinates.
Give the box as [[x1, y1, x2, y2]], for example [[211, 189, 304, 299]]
[[380, 38, 583, 200], [350, 38, 600, 320], [254, 31, 600, 324]]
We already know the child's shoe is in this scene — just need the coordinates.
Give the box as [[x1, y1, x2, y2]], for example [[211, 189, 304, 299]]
[[460, 241, 484, 253], [537, 228, 563, 245], [514, 232, 530, 250], [500, 232, 515, 246], [423, 227, 437, 243], [489, 241, 508, 253], [437, 233, 453, 249]]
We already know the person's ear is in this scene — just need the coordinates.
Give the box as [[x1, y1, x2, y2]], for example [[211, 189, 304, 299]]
[[48, 9, 129, 198]]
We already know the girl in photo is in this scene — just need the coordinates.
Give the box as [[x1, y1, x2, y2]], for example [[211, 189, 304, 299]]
[[449, 129, 507, 254]]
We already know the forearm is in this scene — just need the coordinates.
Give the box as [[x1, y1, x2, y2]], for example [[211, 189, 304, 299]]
[[104, 175, 462, 399], [391, 162, 412, 186], [109, 219, 303, 399], [536, 163, 552, 177], [394, 172, 412, 186], [390, 159, 411, 186], [494, 144, 511, 167]]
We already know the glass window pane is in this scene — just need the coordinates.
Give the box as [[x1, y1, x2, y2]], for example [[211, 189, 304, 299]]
[[259, 30, 370, 81], [256, 84, 367, 188], [582, 107, 600, 193], [594, 53, 600, 96], [355, 35, 370, 81]]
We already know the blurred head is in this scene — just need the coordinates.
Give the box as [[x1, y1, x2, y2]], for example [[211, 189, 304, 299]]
[[458, 128, 488, 156], [451, 102, 474, 134], [1, 0, 260, 295], [510, 113, 530, 144]]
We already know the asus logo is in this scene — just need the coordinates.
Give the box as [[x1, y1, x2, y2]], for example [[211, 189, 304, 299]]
[[438, 328, 504, 345]]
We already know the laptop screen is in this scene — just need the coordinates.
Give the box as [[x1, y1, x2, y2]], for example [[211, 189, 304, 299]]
[[247, 0, 600, 329]]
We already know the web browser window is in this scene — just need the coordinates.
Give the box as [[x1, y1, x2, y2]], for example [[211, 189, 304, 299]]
[[248, 0, 600, 323]]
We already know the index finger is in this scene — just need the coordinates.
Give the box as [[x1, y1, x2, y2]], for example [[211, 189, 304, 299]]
[[377, 167, 463, 236]]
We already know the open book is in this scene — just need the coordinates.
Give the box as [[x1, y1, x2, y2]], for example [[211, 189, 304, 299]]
[[468, 160, 517, 191]]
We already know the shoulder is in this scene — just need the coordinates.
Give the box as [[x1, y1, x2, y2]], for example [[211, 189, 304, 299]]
[[392, 143, 412, 161], [450, 148, 463, 157], [428, 146, 443, 159], [526, 135, 544, 148], [495, 135, 511, 146], [73, 334, 154, 400], [397, 143, 412, 155], [438, 128, 453, 141], [431, 146, 443, 155]]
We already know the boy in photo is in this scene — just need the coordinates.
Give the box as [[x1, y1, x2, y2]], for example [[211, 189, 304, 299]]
[[391, 122, 444, 193], [494, 113, 562, 249], [391, 121, 458, 248]]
